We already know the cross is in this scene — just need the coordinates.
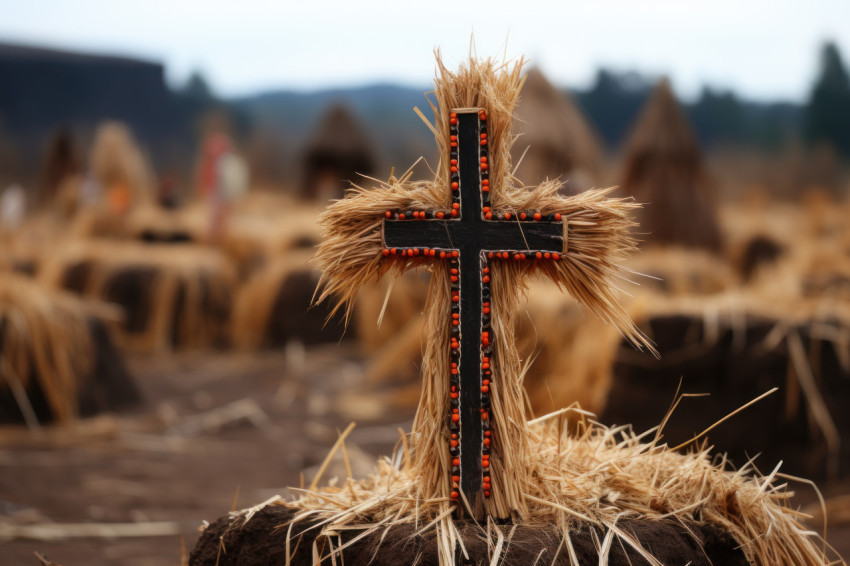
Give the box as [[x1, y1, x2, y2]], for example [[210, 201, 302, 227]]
[[381, 108, 563, 519]]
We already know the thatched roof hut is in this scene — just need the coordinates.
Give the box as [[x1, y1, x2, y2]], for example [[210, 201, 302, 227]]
[[511, 68, 603, 194], [302, 105, 376, 201], [621, 80, 722, 251]]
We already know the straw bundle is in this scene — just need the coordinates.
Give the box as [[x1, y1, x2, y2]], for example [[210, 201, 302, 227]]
[[39, 240, 237, 351], [231, 248, 349, 350], [315, 52, 650, 520], [202, 411, 839, 565], [512, 68, 604, 193], [0, 273, 137, 424], [621, 80, 722, 251], [302, 105, 377, 202]]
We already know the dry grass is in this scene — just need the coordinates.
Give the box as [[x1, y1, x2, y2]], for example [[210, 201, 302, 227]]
[[222, 408, 841, 565], [0, 274, 99, 423]]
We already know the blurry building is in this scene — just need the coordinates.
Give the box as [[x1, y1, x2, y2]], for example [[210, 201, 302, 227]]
[[511, 68, 604, 194], [302, 105, 376, 201], [620, 80, 722, 251]]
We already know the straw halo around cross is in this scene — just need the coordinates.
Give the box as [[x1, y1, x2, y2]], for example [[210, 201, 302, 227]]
[[316, 54, 652, 521]]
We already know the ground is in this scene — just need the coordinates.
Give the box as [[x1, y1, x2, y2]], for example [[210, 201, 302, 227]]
[[0, 346, 847, 565]]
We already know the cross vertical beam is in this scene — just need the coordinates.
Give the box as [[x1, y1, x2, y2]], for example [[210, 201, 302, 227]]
[[381, 108, 564, 520]]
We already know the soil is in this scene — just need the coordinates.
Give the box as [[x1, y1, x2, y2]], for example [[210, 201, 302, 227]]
[[189, 505, 748, 566]]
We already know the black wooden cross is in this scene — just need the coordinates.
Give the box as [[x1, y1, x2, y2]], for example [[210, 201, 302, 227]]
[[381, 108, 563, 519]]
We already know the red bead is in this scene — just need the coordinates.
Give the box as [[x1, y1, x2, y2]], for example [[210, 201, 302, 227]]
[[484, 438, 490, 446], [451, 182, 459, 190], [399, 213, 405, 219], [482, 275, 490, 283], [553, 253, 560, 260], [520, 212, 527, 220], [452, 250, 459, 257], [485, 212, 492, 220], [555, 213, 562, 221], [451, 210, 458, 217], [437, 211, 445, 218], [484, 490, 491, 498], [453, 458, 460, 466], [452, 415, 459, 423], [385, 211, 391, 218], [481, 386, 489, 393], [534, 212, 542, 221], [451, 490, 459, 499], [453, 203, 460, 209]]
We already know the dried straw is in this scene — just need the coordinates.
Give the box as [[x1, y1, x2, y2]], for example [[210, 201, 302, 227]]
[[222, 409, 840, 565]]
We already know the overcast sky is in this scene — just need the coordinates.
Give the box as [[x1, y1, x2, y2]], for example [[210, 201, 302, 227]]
[[1, 0, 848, 102]]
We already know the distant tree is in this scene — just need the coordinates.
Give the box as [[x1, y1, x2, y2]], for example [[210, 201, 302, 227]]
[[804, 41, 850, 156], [183, 70, 214, 101], [573, 69, 653, 148], [689, 87, 745, 146]]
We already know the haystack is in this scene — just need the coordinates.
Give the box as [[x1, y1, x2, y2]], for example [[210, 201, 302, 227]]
[[39, 240, 237, 351], [72, 121, 155, 238], [621, 80, 722, 251], [302, 105, 377, 201], [512, 68, 604, 194], [231, 248, 350, 350], [192, 412, 839, 565], [0, 273, 138, 424]]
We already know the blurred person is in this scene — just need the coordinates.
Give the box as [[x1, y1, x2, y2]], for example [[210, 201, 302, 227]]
[[197, 132, 249, 243], [0, 184, 25, 229]]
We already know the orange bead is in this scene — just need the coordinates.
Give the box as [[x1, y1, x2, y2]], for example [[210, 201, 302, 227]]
[[452, 415, 459, 423], [485, 212, 492, 220], [481, 163, 488, 170], [544, 252, 551, 259], [452, 250, 459, 257], [553, 253, 560, 260], [505, 213, 511, 220], [453, 202, 460, 209], [450, 112, 457, 118], [535, 252, 542, 259], [483, 206, 491, 212], [481, 156, 487, 163], [451, 491, 459, 499], [399, 213, 405, 219], [481, 386, 489, 393], [555, 213, 562, 221], [385, 211, 391, 218], [382, 249, 390, 256], [437, 211, 445, 218], [482, 179, 489, 185], [451, 210, 458, 217], [453, 457, 460, 466], [534, 212, 542, 221], [484, 437, 491, 446], [483, 275, 490, 283], [484, 490, 491, 498], [451, 182, 459, 189], [520, 212, 527, 220]]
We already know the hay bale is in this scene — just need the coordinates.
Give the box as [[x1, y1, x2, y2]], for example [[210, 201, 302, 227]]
[[38, 128, 81, 215], [231, 249, 350, 350], [40, 241, 237, 351], [512, 68, 604, 194], [607, 299, 850, 480], [0, 274, 138, 424], [302, 105, 377, 201], [621, 80, 722, 251]]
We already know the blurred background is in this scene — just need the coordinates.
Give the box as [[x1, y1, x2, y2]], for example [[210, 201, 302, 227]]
[[1, 1, 850, 564]]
